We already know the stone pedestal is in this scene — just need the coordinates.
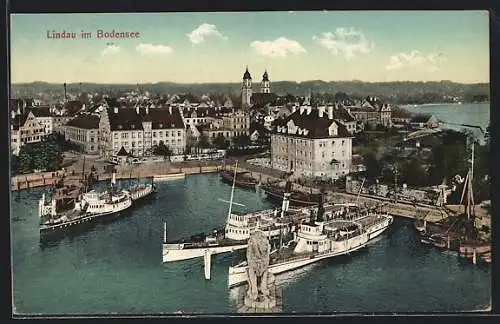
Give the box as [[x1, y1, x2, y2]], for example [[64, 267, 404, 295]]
[[236, 273, 282, 313]]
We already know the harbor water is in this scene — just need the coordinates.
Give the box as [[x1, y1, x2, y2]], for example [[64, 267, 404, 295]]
[[11, 173, 491, 314], [403, 103, 489, 140]]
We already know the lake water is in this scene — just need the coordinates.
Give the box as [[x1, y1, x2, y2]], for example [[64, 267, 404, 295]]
[[10, 173, 491, 315], [402, 103, 490, 141]]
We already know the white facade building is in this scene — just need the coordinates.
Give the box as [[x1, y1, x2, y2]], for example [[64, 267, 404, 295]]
[[10, 111, 47, 155], [64, 114, 100, 154], [99, 106, 186, 157], [271, 106, 354, 180]]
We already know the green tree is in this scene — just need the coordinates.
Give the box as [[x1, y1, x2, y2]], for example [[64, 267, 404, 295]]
[[197, 134, 211, 149], [400, 157, 429, 187], [152, 140, 173, 157], [233, 134, 251, 149], [11, 154, 20, 175], [213, 134, 228, 149], [18, 140, 63, 173], [364, 151, 381, 180]]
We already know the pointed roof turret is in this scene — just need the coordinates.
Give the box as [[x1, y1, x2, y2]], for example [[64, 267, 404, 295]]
[[117, 146, 129, 156], [243, 66, 252, 80], [262, 70, 269, 82]]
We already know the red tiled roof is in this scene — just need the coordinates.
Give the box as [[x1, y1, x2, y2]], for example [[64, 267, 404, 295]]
[[64, 100, 85, 115], [330, 105, 356, 122], [251, 93, 278, 106], [29, 106, 52, 118], [106, 106, 184, 131], [66, 114, 100, 129], [275, 108, 352, 139]]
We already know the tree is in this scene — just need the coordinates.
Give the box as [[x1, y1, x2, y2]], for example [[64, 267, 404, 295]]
[[152, 140, 173, 157], [197, 134, 211, 150], [334, 91, 349, 102], [364, 151, 381, 180], [213, 134, 229, 149], [233, 134, 251, 149], [18, 140, 63, 173], [11, 154, 20, 175], [400, 158, 429, 187]]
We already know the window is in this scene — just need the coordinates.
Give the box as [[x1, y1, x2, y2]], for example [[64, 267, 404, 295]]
[[132, 132, 136, 138], [159, 131, 163, 137], [153, 132, 157, 137], [177, 131, 181, 137], [153, 140, 157, 145]]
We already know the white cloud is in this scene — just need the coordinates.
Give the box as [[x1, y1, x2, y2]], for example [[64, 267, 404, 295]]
[[313, 27, 373, 60], [386, 51, 446, 72], [101, 44, 121, 56], [136, 43, 173, 55], [187, 23, 226, 44], [250, 37, 306, 58]]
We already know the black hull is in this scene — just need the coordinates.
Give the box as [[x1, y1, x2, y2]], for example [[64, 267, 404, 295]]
[[420, 234, 447, 249], [260, 185, 320, 207], [220, 172, 256, 190], [130, 189, 156, 206], [39, 208, 133, 242]]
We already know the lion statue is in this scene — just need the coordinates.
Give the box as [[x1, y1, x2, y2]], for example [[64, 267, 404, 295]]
[[246, 230, 271, 301]]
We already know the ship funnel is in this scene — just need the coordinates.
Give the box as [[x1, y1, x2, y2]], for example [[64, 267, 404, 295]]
[[111, 171, 116, 186], [281, 181, 292, 217], [316, 189, 325, 222], [38, 193, 46, 217]]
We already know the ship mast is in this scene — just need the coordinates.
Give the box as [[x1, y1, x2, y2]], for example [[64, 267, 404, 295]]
[[82, 156, 87, 193], [459, 138, 476, 221], [226, 160, 238, 223]]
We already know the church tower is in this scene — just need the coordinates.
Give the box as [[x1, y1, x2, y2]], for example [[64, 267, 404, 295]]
[[261, 70, 270, 93], [241, 66, 252, 109]]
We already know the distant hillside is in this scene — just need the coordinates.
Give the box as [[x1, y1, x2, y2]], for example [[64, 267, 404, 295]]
[[10, 80, 490, 104]]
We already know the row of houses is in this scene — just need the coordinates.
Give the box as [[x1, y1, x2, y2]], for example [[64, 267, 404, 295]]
[[10, 96, 251, 158]]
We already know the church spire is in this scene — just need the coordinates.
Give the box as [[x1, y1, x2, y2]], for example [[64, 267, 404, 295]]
[[243, 66, 252, 80]]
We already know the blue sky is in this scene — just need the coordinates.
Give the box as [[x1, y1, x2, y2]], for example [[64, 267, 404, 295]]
[[10, 11, 490, 84]]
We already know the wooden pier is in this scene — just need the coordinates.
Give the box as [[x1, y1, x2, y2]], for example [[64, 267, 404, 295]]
[[11, 165, 221, 192]]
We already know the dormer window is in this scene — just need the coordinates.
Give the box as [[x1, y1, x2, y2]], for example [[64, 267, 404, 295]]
[[118, 125, 122, 129], [171, 123, 175, 128], [131, 124, 135, 129], [159, 123, 163, 128]]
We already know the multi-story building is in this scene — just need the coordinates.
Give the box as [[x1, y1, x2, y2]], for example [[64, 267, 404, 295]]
[[271, 106, 354, 180], [204, 109, 250, 144], [345, 96, 392, 128], [10, 110, 47, 155], [64, 114, 100, 154], [99, 105, 186, 157], [29, 106, 54, 135]]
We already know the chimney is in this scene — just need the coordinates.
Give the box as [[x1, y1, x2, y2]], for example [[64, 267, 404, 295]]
[[292, 106, 297, 113], [146, 106, 149, 114], [11, 110, 15, 119], [307, 106, 312, 115], [114, 107, 118, 114], [63, 83, 67, 102], [169, 106, 172, 114], [299, 106, 305, 114], [328, 106, 334, 119], [318, 106, 324, 118], [136, 106, 139, 114]]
